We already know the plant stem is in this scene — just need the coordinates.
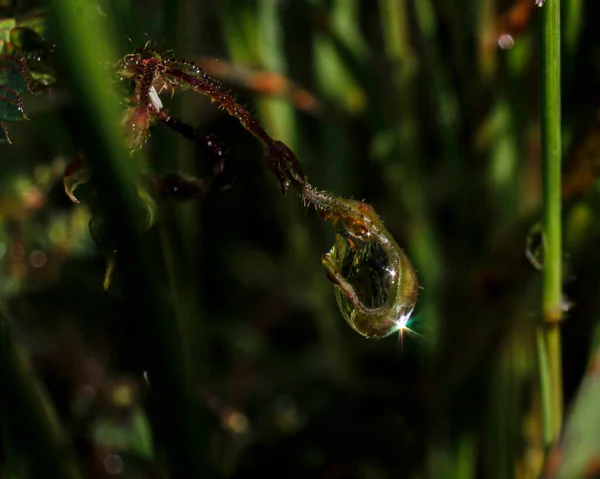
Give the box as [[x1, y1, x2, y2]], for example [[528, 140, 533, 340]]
[[539, 0, 563, 446]]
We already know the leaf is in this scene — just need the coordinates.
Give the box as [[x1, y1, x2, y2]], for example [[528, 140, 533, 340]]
[[9, 26, 57, 88], [0, 54, 28, 142], [63, 153, 92, 204], [0, 17, 17, 45], [91, 406, 154, 459], [545, 346, 600, 478], [103, 250, 118, 292], [0, 11, 54, 142], [0, 56, 28, 118]]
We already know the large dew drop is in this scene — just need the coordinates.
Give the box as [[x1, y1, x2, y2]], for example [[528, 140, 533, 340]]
[[303, 186, 420, 339]]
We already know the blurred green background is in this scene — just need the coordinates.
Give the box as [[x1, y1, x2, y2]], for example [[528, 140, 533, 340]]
[[2, 0, 600, 477]]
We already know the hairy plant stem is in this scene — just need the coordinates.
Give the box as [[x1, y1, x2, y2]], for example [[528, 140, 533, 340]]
[[539, 0, 563, 448]]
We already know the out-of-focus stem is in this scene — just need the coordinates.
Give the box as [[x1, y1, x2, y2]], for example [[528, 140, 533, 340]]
[[0, 315, 82, 479], [379, 0, 442, 343], [48, 1, 214, 476]]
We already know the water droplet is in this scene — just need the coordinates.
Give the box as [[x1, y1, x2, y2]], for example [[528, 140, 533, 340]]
[[103, 454, 124, 475], [303, 186, 419, 339], [498, 34, 515, 50], [562, 294, 575, 313], [526, 222, 544, 271], [11, 244, 25, 261], [29, 250, 47, 268]]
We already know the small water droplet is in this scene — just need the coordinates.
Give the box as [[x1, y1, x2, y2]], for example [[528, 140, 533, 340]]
[[526, 222, 544, 271], [29, 250, 47, 268], [498, 34, 515, 50], [103, 454, 124, 475]]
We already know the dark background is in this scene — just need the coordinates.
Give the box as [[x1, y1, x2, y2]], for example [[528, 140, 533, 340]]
[[1, 0, 600, 478]]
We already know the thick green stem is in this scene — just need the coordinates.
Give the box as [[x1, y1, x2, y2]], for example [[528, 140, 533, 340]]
[[539, 0, 563, 446]]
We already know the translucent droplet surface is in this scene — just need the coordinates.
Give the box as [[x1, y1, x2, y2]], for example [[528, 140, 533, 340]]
[[329, 233, 393, 314], [303, 186, 419, 339], [526, 222, 544, 271], [498, 34, 515, 50]]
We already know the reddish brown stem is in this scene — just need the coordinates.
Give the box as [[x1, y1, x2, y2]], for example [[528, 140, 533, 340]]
[[165, 67, 306, 192]]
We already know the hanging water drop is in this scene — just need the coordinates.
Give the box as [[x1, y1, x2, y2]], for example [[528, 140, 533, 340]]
[[302, 186, 420, 339]]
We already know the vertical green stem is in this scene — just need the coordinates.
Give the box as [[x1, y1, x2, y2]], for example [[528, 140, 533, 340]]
[[540, 0, 563, 446]]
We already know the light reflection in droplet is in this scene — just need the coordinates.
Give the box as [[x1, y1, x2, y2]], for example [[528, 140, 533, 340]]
[[30, 250, 47, 268], [498, 34, 515, 50], [396, 312, 410, 331], [396, 310, 421, 351], [103, 454, 124, 475]]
